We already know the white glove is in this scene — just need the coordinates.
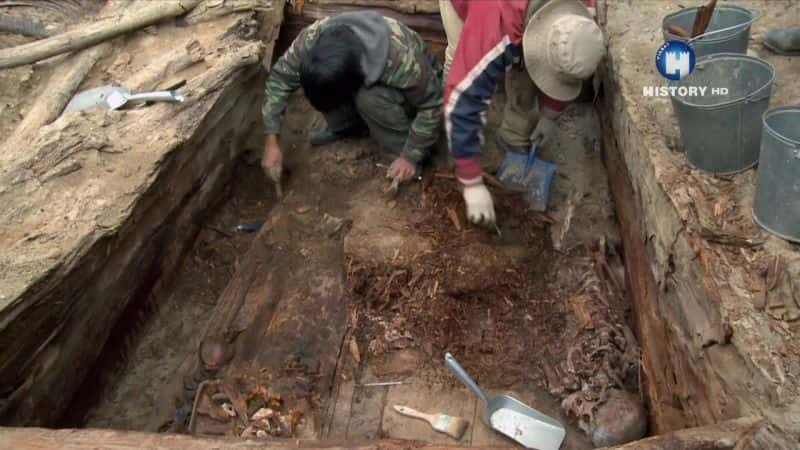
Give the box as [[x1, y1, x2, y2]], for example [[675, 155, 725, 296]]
[[460, 177, 495, 225], [531, 116, 557, 147]]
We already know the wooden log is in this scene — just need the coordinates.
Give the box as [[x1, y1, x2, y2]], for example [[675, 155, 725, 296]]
[[123, 38, 206, 91], [304, 0, 440, 15], [3, 43, 110, 150], [0, 14, 60, 38], [600, 417, 764, 450], [278, 2, 446, 62], [168, 199, 353, 436], [0, 416, 792, 450], [0, 0, 202, 69], [0, 427, 508, 450], [184, 0, 274, 25]]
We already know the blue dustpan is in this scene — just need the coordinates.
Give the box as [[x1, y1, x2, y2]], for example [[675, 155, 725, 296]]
[[497, 144, 556, 212]]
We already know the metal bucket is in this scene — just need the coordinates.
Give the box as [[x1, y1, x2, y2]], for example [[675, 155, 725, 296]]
[[670, 53, 774, 175], [662, 5, 756, 58], [753, 107, 800, 243]]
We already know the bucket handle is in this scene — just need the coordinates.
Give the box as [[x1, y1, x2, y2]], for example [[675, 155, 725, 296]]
[[687, 10, 762, 44], [745, 84, 772, 104]]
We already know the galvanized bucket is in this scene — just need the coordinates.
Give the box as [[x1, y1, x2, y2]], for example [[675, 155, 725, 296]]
[[670, 53, 774, 175], [753, 106, 800, 243], [662, 5, 757, 58]]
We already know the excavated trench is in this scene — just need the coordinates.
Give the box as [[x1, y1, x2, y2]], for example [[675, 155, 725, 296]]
[[4, 2, 799, 449], [53, 79, 652, 449]]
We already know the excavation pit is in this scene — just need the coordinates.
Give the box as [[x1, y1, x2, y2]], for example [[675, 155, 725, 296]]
[[2, 1, 800, 449]]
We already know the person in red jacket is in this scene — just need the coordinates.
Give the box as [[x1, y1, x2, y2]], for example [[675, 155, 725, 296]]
[[440, 0, 605, 225]]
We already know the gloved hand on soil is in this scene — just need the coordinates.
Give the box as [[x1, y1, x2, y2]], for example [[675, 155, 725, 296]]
[[460, 176, 495, 225], [262, 134, 283, 181]]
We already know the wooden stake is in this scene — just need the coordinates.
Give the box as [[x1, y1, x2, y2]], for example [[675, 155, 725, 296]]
[[691, 0, 718, 38]]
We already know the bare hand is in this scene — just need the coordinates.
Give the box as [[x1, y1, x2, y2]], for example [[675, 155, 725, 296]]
[[262, 134, 282, 179], [387, 157, 416, 182]]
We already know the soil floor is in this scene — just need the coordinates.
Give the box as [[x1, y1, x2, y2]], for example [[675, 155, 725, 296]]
[[81, 85, 637, 448]]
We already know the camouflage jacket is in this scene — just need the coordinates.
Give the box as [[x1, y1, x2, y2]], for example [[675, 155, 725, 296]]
[[262, 15, 442, 163]]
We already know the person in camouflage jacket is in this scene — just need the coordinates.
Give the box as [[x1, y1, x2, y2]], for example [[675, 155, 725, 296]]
[[261, 11, 443, 183]]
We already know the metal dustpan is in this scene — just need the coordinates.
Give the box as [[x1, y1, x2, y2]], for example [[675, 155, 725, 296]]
[[64, 85, 185, 112], [445, 353, 565, 450], [496, 143, 556, 212]]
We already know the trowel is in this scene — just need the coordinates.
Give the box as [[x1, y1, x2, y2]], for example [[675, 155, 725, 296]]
[[445, 353, 566, 449], [64, 85, 185, 112]]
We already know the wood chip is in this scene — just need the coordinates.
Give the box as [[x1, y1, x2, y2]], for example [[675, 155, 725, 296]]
[[754, 269, 767, 311], [446, 207, 461, 231], [349, 336, 361, 363], [221, 403, 236, 417], [767, 255, 782, 291], [667, 24, 690, 38]]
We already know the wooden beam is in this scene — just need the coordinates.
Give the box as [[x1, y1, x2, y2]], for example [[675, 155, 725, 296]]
[[184, 0, 274, 25], [0, 417, 775, 450], [123, 38, 206, 91], [0, 427, 508, 450], [599, 417, 764, 450]]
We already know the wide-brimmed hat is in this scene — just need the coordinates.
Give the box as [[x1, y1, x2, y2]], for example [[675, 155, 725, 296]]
[[523, 0, 606, 101]]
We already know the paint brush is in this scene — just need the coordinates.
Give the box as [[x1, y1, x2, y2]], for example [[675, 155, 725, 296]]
[[393, 405, 469, 440]]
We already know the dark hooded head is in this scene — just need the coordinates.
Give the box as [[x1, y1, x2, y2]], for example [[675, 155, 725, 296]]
[[300, 25, 365, 112]]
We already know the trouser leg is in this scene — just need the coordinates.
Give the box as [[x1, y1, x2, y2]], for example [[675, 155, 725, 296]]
[[354, 85, 424, 173], [321, 102, 364, 133], [498, 63, 540, 149], [439, 0, 464, 82]]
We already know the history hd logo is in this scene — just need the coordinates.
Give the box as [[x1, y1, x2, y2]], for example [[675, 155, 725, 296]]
[[656, 40, 696, 81]]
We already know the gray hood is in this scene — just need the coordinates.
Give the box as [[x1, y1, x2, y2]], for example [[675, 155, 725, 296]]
[[327, 11, 390, 86]]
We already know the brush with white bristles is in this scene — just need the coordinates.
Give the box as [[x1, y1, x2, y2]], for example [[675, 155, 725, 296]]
[[393, 405, 470, 440]]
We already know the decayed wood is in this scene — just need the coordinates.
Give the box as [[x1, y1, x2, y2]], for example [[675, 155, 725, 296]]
[[596, 99, 689, 433], [0, 427, 509, 450], [0, 416, 786, 450], [123, 38, 206, 91], [184, 0, 274, 25], [599, 416, 764, 450], [280, 2, 446, 59], [304, 0, 440, 15], [175, 199, 352, 436], [0, 14, 60, 38], [0, 0, 202, 69]]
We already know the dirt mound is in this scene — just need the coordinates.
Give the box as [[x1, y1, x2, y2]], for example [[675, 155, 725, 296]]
[[347, 174, 567, 388]]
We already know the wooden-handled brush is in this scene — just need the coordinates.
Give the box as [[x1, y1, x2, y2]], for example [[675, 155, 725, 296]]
[[392, 405, 469, 440]]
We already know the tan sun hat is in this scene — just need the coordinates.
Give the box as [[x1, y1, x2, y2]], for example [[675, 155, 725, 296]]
[[523, 0, 606, 101]]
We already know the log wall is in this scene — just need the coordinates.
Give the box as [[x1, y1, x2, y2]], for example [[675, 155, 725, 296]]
[[277, 1, 446, 63]]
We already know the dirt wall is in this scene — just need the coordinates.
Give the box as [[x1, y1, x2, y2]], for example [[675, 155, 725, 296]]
[[0, 11, 280, 426]]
